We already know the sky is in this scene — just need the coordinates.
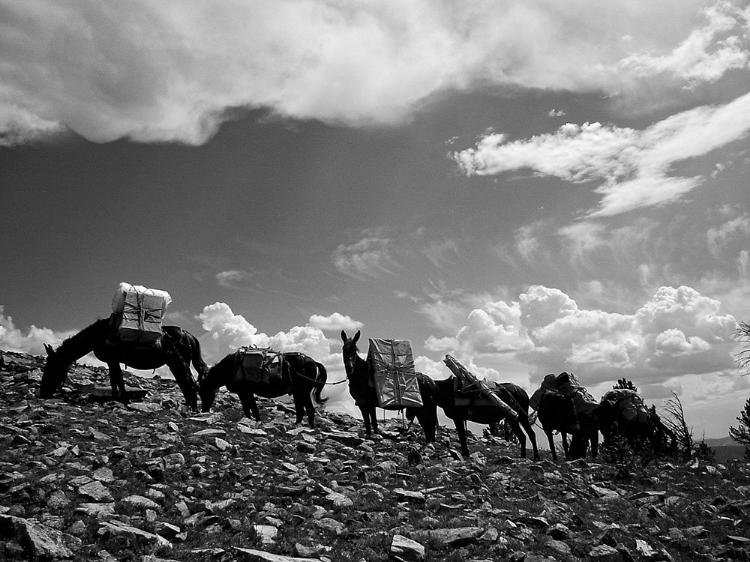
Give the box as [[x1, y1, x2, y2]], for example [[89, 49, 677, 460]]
[[2, 0, 750, 439]]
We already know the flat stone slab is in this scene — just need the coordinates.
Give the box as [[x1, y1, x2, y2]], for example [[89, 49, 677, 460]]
[[85, 385, 149, 402]]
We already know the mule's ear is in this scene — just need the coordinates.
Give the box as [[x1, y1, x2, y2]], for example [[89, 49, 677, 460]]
[[44, 343, 55, 356], [353, 330, 360, 343], [340, 330, 348, 343]]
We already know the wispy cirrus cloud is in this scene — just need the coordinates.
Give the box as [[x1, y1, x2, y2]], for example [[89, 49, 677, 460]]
[[617, 2, 750, 85], [215, 270, 253, 289], [453, 91, 750, 217], [331, 236, 398, 279]]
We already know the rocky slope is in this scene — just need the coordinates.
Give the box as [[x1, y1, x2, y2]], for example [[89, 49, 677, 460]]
[[2, 349, 750, 561]]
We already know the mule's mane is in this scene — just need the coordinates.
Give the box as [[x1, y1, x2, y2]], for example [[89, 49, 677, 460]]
[[55, 317, 111, 364], [203, 352, 236, 389]]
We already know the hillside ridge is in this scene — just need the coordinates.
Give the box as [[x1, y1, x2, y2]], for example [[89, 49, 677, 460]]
[[2, 349, 750, 561]]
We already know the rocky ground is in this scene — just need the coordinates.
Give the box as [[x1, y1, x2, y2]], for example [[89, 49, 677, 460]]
[[2, 349, 750, 561]]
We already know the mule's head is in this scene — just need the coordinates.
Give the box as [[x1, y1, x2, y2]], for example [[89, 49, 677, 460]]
[[197, 366, 217, 413], [40, 343, 67, 398], [340, 329, 361, 378]]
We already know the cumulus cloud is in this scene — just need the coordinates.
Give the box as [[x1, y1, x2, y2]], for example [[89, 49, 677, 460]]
[[308, 312, 362, 333], [421, 284, 738, 390], [453, 90, 750, 217], [197, 301, 354, 412], [0, 307, 72, 355], [1, 0, 745, 145], [198, 302, 270, 360]]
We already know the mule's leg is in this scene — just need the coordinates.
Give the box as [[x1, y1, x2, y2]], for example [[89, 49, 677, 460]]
[[507, 419, 527, 458], [369, 407, 379, 434], [108, 362, 128, 404], [357, 404, 373, 434], [292, 392, 305, 425], [293, 389, 316, 428], [418, 410, 437, 444], [239, 392, 262, 421], [167, 356, 198, 411], [590, 426, 599, 458], [415, 411, 435, 444], [303, 395, 316, 429], [455, 420, 470, 457], [562, 433, 571, 459], [545, 430, 558, 462], [520, 418, 541, 461]]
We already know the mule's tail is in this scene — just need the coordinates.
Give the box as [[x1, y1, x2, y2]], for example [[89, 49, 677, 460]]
[[190, 332, 210, 384], [528, 410, 538, 426], [313, 362, 329, 405]]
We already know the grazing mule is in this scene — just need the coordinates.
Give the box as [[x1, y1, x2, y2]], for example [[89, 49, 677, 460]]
[[597, 391, 676, 456], [340, 330, 438, 443], [535, 390, 581, 461], [40, 315, 208, 410], [198, 351, 328, 428]]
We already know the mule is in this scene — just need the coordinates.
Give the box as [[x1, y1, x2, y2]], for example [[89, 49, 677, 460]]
[[531, 373, 599, 460], [198, 350, 328, 428], [428, 376, 529, 458], [489, 382, 541, 461], [597, 392, 676, 457], [40, 315, 208, 410], [535, 389, 581, 461], [340, 330, 438, 443]]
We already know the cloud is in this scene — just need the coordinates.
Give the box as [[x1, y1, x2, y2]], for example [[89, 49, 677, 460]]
[[308, 312, 362, 333], [1, 1, 746, 145], [332, 235, 398, 278], [0, 306, 73, 355], [419, 284, 738, 389], [618, 2, 750, 85], [198, 302, 270, 360], [453, 90, 750, 216], [215, 270, 253, 289], [707, 213, 750, 258], [420, 238, 460, 269], [196, 301, 354, 412]]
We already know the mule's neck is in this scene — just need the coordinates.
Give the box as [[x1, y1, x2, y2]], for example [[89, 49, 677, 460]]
[[343, 347, 367, 380], [205, 353, 235, 390], [55, 317, 110, 366]]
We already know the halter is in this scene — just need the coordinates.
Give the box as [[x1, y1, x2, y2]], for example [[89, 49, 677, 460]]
[[341, 340, 361, 379]]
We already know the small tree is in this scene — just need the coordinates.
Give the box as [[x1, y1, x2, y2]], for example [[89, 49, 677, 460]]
[[729, 398, 750, 460], [694, 435, 716, 463], [662, 392, 693, 461], [732, 322, 750, 460], [613, 378, 639, 392]]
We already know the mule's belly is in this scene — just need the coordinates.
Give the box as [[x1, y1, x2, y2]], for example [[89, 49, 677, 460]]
[[227, 380, 289, 399], [98, 345, 166, 371]]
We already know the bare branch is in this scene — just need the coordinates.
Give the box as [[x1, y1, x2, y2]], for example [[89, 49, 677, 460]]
[[661, 392, 693, 461]]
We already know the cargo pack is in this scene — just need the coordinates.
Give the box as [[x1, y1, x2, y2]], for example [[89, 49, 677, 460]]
[[443, 354, 518, 423], [367, 339, 423, 410], [111, 282, 171, 346], [234, 347, 284, 386]]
